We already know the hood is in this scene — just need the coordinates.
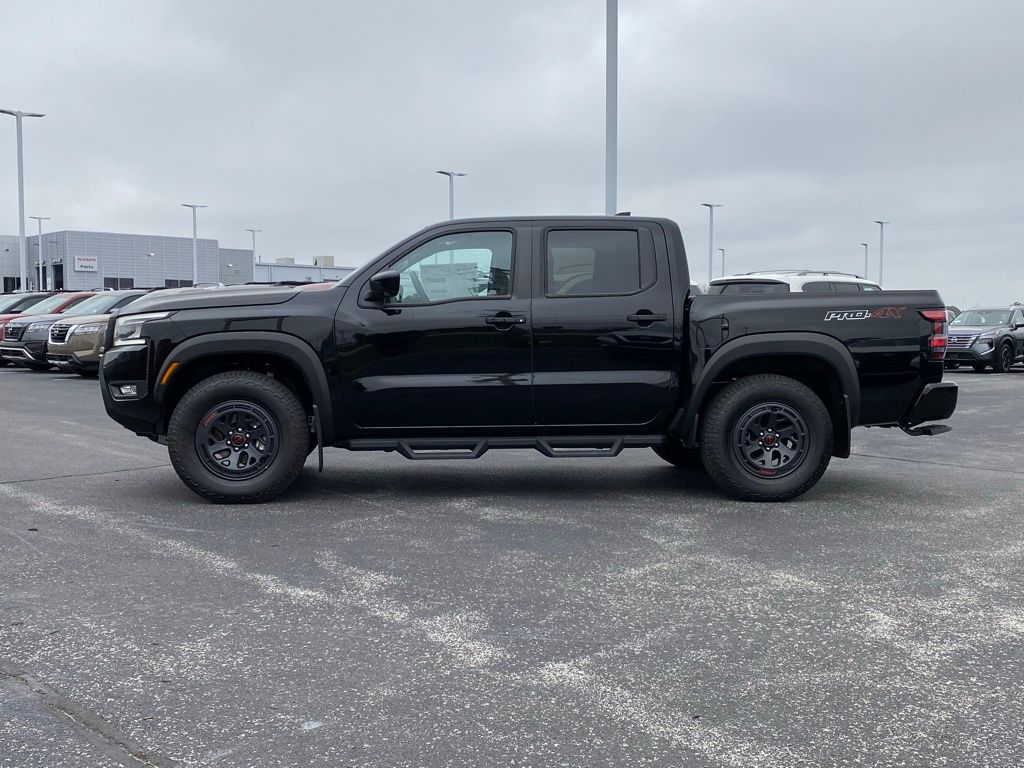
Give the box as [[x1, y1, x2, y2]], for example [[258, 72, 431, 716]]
[[120, 282, 337, 315], [51, 313, 111, 327], [3, 312, 65, 327], [947, 325, 1005, 334]]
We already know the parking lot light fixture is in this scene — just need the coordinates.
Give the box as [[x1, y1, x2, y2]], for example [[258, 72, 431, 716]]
[[701, 203, 722, 285], [435, 171, 466, 219], [874, 221, 890, 285], [181, 203, 208, 285], [246, 228, 261, 267], [1, 108, 45, 290], [29, 216, 50, 289]]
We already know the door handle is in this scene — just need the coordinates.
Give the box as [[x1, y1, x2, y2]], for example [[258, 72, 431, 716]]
[[627, 311, 667, 325], [485, 311, 527, 329]]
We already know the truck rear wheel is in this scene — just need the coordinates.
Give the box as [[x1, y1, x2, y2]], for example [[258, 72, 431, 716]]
[[167, 371, 310, 503], [699, 374, 832, 502]]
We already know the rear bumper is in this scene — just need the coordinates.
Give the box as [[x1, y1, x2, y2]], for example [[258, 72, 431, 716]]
[[902, 382, 958, 426]]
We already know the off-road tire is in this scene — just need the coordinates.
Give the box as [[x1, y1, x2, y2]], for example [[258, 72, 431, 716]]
[[993, 342, 1013, 373], [699, 374, 832, 502], [652, 440, 704, 471], [167, 371, 309, 503]]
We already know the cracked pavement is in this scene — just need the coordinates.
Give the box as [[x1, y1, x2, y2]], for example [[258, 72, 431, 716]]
[[1, 366, 1023, 767]]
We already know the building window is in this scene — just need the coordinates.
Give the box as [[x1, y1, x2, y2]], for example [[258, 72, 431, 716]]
[[103, 277, 135, 289], [164, 279, 193, 288]]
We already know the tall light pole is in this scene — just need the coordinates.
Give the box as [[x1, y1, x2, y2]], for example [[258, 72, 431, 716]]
[[718, 247, 726, 277], [246, 228, 261, 272], [435, 171, 466, 219], [1, 108, 45, 290], [29, 216, 50, 289], [605, 0, 617, 215], [874, 220, 890, 285], [860, 242, 869, 278], [701, 203, 722, 284], [181, 203, 207, 285]]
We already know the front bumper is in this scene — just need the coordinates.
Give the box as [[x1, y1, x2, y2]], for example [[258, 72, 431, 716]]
[[902, 382, 958, 426], [47, 332, 104, 370], [100, 343, 162, 437], [945, 344, 996, 364], [0, 340, 48, 364]]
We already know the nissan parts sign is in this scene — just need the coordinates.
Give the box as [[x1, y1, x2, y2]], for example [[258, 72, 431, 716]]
[[74, 255, 98, 272]]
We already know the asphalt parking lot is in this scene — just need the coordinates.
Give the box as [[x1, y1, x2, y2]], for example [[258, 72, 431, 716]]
[[1, 366, 1023, 767]]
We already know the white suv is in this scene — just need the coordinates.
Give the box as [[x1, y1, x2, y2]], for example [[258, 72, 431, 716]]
[[707, 271, 882, 294]]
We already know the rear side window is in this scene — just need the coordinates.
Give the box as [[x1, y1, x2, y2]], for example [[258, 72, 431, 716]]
[[801, 281, 832, 293], [546, 230, 653, 296], [862, 283, 881, 291], [831, 282, 861, 293], [708, 281, 789, 295]]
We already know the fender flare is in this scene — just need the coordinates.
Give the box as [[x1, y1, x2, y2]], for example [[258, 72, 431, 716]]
[[154, 331, 334, 444], [672, 332, 860, 456]]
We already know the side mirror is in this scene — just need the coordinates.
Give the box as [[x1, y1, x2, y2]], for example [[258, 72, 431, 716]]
[[364, 270, 400, 303]]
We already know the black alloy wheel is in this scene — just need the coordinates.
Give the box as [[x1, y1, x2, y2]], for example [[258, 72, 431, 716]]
[[194, 400, 280, 481], [994, 343, 1013, 373], [731, 402, 809, 479]]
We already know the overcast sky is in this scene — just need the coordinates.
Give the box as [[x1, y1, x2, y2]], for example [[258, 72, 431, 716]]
[[1, 0, 1022, 305]]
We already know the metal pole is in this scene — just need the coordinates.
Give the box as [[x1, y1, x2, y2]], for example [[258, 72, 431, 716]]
[[448, 174, 454, 219], [181, 204, 207, 285], [874, 220, 890, 285], [701, 203, 722, 284], [15, 115, 26, 289], [605, 0, 617, 215], [30, 216, 49, 290], [246, 228, 261, 280], [860, 243, 869, 278], [719, 248, 726, 277]]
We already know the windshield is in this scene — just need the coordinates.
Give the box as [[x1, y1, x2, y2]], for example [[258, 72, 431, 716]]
[[65, 292, 139, 316], [20, 293, 87, 314], [950, 309, 1010, 327], [0, 294, 44, 313]]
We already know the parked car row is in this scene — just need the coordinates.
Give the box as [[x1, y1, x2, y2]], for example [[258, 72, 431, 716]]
[[0, 289, 147, 374], [944, 306, 1024, 372]]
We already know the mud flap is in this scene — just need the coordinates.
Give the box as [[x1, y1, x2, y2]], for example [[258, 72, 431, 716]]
[[312, 404, 324, 472]]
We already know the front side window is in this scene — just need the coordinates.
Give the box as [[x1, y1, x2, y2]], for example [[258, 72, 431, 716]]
[[387, 231, 513, 305], [861, 283, 882, 291], [546, 230, 651, 296]]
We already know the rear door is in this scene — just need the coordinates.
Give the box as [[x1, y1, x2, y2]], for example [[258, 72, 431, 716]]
[[530, 223, 676, 427]]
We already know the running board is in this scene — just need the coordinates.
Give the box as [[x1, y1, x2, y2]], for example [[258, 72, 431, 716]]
[[899, 423, 952, 437], [342, 435, 664, 461]]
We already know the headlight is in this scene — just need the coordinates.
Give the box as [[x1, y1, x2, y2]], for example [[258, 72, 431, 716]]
[[72, 323, 105, 336], [973, 334, 994, 347], [26, 322, 51, 333], [112, 312, 172, 346]]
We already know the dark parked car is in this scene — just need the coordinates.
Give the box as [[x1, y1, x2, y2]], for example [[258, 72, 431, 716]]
[[101, 216, 957, 504], [945, 307, 1024, 372]]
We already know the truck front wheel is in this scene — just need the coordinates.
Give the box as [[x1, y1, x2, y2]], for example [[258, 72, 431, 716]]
[[167, 371, 310, 503], [699, 375, 832, 502]]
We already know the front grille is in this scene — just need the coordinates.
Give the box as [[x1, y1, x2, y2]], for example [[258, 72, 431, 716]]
[[50, 323, 73, 343], [947, 334, 975, 349], [3, 324, 24, 341]]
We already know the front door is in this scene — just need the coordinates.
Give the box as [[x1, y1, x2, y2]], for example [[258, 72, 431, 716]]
[[338, 228, 533, 430], [530, 224, 677, 427]]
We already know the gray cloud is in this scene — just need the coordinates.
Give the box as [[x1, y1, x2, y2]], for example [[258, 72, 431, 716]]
[[1, 0, 1022, 306]]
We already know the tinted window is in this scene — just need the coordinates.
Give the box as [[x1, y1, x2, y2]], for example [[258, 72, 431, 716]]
[[546, 230, 650, 296], [708, 281, 789, 295], [831, 282, 861, 293], [388, 231, 513, 305], [862, 283, 881, 291], [801, 281, 832, 293]]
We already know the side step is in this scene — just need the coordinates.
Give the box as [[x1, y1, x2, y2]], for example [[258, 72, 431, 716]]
[[342, 435, 665, 461], [900, 423, 952, 437]]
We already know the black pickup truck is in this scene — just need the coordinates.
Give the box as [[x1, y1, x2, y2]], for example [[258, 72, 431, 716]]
[[100, 216, 957, 503]]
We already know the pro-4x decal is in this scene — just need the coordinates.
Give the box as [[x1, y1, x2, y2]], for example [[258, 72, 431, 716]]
[[824, 306, 906, 321]]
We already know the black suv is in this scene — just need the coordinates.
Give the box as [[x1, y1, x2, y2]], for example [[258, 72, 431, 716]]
[[945, 307, 1024, 372]]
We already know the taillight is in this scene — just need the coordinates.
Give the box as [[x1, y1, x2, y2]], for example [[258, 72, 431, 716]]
[[920, 309, 947, 361]]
